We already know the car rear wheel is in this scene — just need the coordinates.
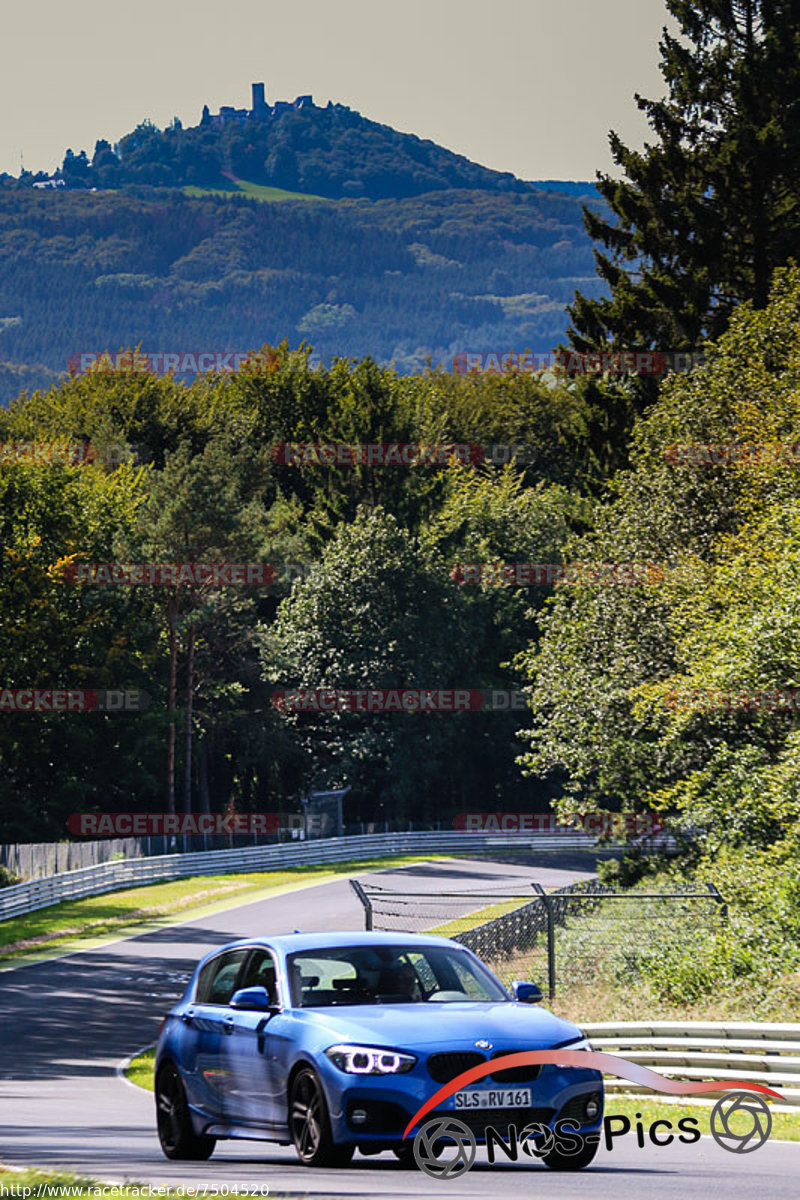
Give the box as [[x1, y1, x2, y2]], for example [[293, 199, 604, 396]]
[[541, 1137, 599, 1170], [156, 1063, 216, 1161], [289, 1068, 354, 1168]]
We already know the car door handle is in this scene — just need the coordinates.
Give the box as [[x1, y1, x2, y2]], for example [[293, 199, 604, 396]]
[[224, 1015, 235, 1034]]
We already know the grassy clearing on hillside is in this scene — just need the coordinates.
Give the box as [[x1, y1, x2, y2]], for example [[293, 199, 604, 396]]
[[183, 180, 326, 203]]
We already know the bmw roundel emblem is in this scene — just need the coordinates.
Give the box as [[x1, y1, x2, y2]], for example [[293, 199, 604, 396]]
[[475, 1039, 492, 1050]]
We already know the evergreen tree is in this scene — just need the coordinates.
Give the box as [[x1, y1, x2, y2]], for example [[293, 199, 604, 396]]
[[569, 0, 800, 354]]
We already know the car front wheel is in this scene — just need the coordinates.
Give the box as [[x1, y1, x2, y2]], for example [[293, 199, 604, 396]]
[[289, 1067, 353, 1168], [156, 1063, 216, 1161], [541, 1136, 599, 1170]]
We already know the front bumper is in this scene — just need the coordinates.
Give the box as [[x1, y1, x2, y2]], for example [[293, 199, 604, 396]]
[[319, 1059, 604, 1147]]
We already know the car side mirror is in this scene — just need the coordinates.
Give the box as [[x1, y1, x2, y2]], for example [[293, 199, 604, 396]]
[[230, 986, 276, 1011], [511, 980, 543, 1004]]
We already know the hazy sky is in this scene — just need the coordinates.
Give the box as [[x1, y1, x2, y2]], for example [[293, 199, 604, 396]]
[[2, 0, 675, 181]]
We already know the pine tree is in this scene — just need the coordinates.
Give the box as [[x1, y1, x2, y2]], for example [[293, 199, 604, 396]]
[[569, 0, 800, 354]]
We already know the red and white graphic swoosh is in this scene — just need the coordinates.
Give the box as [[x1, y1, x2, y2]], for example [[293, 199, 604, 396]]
[[402, 1049, 783, 1139]]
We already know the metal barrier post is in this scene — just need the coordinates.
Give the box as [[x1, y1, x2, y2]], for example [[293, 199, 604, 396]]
[[706, 881, 728, 921], [532, 883, 556, 999], [349, 878, 373, 929]]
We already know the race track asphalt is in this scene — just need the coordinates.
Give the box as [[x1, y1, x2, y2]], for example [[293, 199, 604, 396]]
[[0, 854, 796, 1200]]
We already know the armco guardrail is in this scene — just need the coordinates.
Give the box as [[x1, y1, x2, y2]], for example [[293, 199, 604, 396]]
[[0, 829, 673, 922], [582, 1021, 800, 1109]]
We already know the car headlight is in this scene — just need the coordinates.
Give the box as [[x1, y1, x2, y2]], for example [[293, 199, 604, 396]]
[[553, 1035, 593, 1067], [324, 1044, 417, 1075]]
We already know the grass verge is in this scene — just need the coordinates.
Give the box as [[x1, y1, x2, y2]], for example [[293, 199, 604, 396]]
[[0, 853, 450, 964], [124, 1047, 155, 1091], [0, 1167, 142, 1196], [0, 1166, 259, 1195], [603, 1095, 800, 1141], [428, 896, 528, 939]]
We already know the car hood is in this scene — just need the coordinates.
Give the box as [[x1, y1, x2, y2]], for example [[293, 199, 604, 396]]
[[294, 1001, 580, 1051]]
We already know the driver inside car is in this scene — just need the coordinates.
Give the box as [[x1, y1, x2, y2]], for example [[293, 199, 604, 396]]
[[377, 960, 421, 1001]]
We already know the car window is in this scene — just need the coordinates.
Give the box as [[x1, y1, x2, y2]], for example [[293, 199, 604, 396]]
[[448, 955, 492, 999], [406, 950, 437, 994], [195, 949, 248, 1005], [286, 945, 506, 1006], [238, 948, 278, 1003]]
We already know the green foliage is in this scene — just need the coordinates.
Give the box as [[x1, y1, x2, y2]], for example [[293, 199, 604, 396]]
[[595, 850, 662, 888], [0, 350, 594, 833], [570, 0, 800, 382], [61, 102, 545, 200], [519, 266, 800, 1010]]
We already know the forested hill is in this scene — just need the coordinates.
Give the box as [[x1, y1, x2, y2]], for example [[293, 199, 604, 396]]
[[0, 96, 606, 404], [0, 185, 607, 403], [24, 97, 599, 202]]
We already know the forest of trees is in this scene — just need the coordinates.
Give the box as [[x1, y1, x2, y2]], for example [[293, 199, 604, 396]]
[[37, 101, 567, 200], [1, 0, 799, 1011], [0, 185, 606, 403]]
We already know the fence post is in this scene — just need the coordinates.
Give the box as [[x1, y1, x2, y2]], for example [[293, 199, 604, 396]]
[[349, 878, 373, 930], [705, 881, 728, 921], [532, 883, 556, 1000]]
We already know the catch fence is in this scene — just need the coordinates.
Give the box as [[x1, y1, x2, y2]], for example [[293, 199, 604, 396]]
[[351, 878, 726, 999]]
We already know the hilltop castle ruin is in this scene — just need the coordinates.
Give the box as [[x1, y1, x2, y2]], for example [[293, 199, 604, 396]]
[[201, 83, 316, 127]]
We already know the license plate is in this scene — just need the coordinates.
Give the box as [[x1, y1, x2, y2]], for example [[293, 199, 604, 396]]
[[454, 1088, 531, 1110]]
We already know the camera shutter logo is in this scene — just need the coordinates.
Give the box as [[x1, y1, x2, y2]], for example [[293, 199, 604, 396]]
[[413, 1117, 477, 1178], [518, 1120, 558, 1157], [710, 1092, 772, 1153]]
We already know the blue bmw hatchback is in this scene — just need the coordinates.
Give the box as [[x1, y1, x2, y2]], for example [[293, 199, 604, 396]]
[[155, 931, 603, 1169]]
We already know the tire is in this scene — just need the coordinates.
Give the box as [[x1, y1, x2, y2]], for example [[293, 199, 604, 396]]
[[393, 1139, 444, 1168], [156, 1062, 216, 1161], [289, 1067, 354, 1168], [541, 1137, 599, 1171], [393, 1144, 417, 1167]]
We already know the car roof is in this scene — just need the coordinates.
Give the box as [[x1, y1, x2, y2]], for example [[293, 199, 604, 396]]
[[219, 930, 465, 955]]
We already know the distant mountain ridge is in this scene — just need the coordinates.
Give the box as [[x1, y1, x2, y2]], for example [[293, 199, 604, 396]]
[[0, 89, 608, 404]]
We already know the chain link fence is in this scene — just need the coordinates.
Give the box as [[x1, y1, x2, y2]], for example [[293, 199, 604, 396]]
[[351, 878, 726, 999]]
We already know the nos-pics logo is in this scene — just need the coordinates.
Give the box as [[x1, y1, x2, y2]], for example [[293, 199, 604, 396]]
[[405, 1050, 778, 1179]]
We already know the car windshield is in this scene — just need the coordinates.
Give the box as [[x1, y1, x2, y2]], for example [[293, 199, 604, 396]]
[[286, 944, 507, 1007]]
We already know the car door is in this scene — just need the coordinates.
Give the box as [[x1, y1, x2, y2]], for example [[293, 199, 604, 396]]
[[180, 949, 249, 1120], [223, 947, 283, 1129]]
